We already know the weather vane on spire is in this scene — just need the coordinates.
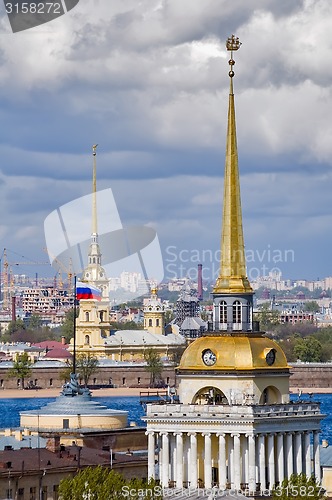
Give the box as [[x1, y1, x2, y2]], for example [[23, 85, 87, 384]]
[[92, 144, 98, 156], [226, 35, 241, 78]]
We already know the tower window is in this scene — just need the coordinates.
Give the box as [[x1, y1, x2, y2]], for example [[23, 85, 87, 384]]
[[156, 319, 160, 327], [233, 300, 242, 323], [148, 319, 152, 327], [85, 312, 89, 322], [85, 335, 90, 345], [219, 301, 227, 323]]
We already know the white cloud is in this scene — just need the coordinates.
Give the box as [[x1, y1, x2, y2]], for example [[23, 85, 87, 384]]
[[0, 0, 331, 280]]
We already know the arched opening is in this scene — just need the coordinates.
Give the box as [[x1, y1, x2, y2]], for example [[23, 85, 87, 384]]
[[148, 319, 152, 327], [192, 387, 229, 405], [156, 319, 160, 327], [85, 312, 89, 322], [84, 335, 90, 345], [259, 385, 281, 405], [233, 300, 242, 330], [219, 301, 227, 331]]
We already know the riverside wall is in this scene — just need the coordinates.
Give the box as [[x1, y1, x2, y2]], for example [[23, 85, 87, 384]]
[[0, 362, 330, 391]]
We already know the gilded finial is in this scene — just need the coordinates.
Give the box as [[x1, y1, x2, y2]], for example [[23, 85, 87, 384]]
[[92, 144, 98, 156], [226, 35, 241, 78]]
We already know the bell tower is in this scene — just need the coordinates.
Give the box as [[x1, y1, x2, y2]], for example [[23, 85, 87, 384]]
[[144, 287, 165, 335], [75, 145, 111, 352], [81, 144, 109, 300]]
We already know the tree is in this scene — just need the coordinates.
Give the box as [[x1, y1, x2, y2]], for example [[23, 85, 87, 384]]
[[293, 336, 323, 362], [144, 348, 163, 387], [272, 473, 325, 500], [60, 353, 99, 387], [254, 303, 280, 331], [110, 321, 142, 330], [8, 352, 32, 389], [77, 353, 99, 387], [27, 314, 42, 329], [58, 465, 161, 500], [169, 345, 186, 366], [61, 308, 78, 343], [304, 301, 320, 313], [7, 318, 26, 335]]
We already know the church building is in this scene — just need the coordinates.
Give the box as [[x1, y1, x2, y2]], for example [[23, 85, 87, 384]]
[[70, 147, 185, 361], [144, 36, 324, 494]]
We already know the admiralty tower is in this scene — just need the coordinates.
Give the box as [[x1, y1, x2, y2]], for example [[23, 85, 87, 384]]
[[144, 36, 324, 494]]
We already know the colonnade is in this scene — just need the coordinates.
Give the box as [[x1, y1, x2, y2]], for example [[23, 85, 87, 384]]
[[147, 430, 321, 491]]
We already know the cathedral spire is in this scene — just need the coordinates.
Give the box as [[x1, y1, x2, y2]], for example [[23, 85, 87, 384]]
[[213, 36, 252, 295], [92, 144, 98, 242], [81, 145, 109, 296]]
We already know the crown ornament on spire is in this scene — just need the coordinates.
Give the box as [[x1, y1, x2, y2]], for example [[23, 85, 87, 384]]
[[226, 35, 241, 78]]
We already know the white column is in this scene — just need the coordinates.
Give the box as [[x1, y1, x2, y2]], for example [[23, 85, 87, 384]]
[[158, 434, 163, 484], [171, 434, 176, 484], [233, 434, 241, 490], [277, 433, 285, 485], [295, 432, 303, 475], [314, 431, 321, 482], [267, 434, 275, 490], [243, 435, 248, 488], [203, 433, 212, 488], [175, 433, 183, 488], [147, 431, 155, 480], [218, 433, 227, 490], [305, 432, 311, 477], [189, 433, 198, 488], [248, 434, 256, 494], [161, 432, 169, 488], [258, 434, 266, 491], [286, 432, 293, 478]]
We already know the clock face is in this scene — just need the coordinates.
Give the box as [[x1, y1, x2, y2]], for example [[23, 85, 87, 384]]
[[202, 349, 217, 366], [266, 349, 276, 366]]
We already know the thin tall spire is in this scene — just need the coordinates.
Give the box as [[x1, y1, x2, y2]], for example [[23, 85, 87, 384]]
[[213, 35, 252, 295], [92, 144, 98, 240]]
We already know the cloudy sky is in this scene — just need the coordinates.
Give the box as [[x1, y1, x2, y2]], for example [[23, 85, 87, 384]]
[[0, 0, 331, 286]]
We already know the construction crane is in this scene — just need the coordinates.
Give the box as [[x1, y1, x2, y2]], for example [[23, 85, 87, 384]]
[[43, 248, 73, 294], [1, 248, 51, 312]]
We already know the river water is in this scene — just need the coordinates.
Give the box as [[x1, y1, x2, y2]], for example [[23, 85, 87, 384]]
[[0, 394, 331, 441]]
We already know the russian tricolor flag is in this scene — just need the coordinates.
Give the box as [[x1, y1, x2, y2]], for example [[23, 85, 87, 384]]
[[76, 282, 102, 301]]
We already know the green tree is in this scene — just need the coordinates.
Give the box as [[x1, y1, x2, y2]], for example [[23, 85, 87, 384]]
[[77, 353, 99, 387], [272, 473, 325, 500], [61, 308, 77, 342], [254, 303, 280, 331], [110, 321, 142, 330], [144, 348, 163, 387], [7, 318, 26, 335], [294, 336, 323, 362], [27, 314, 42, 329], [164, 309, 175, 325], [169, 345, 186, 366], [59, 465, 161, 500], [8, 352, 32, 389], [60, 353, 99, 387], [304, 301, 320, 313]]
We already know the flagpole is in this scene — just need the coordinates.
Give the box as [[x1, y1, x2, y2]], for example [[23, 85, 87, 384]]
[[73, 274, 77, 375]]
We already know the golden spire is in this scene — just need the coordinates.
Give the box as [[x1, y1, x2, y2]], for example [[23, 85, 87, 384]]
[[92, 144, 98, 237], [213, 36, 252, 295]]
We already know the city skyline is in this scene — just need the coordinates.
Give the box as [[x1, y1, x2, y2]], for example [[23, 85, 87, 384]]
[[0, 1, 331, 280]]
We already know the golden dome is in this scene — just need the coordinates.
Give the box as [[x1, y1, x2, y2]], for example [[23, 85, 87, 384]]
[[178, 334, 289, 371]]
